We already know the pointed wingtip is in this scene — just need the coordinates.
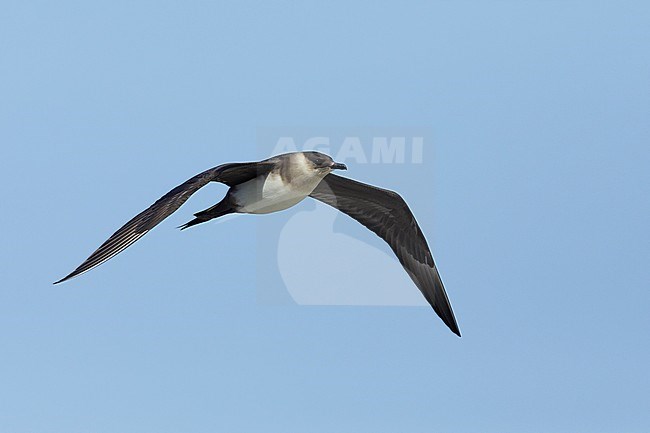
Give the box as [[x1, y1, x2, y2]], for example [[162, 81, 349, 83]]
[[53, 269, 82, 285], [447, 318, 462, 337], [53, 274, 72, 285], [432, 304, 461, 337], [436, 305, 461, 337], [445, 315, 461, 337]]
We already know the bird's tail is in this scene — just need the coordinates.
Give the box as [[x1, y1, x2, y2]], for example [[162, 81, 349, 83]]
[[179, 198, 235, 230]]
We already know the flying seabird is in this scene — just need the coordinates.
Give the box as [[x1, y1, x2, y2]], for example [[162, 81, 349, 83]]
[[55, 151, 461, 336]]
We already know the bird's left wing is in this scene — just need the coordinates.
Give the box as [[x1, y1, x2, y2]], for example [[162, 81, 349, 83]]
[[54, 161, 274, 284], [309, 173, 461, 336]]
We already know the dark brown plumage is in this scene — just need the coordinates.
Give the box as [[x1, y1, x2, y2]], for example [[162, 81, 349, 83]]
[[53, 160, 276, 284], [310, 174, 460, 336]]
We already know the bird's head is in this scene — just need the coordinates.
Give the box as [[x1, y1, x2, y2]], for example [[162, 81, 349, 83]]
[[303, 151, 347, 174]]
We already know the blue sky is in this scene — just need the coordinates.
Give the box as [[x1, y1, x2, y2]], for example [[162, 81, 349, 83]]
[[1, 1, 649, 432]]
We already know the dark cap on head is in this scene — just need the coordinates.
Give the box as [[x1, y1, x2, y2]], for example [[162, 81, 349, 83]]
[[303, 151, 346, 170]]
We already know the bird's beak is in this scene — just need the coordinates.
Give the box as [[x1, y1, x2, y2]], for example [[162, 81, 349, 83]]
[[331, 162, 347, 170]]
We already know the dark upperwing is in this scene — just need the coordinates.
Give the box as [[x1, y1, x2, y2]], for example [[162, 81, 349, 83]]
[[309, 173, 460, 336]]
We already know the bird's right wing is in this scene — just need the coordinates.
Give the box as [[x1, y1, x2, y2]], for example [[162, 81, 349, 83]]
[[54, 161, 274, 284], [309, 173, 460, 336]]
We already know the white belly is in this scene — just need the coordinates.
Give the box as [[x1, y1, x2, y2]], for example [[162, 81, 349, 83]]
[[232, 172, 325, 214]]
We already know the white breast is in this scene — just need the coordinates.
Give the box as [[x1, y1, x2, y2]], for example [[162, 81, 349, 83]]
[[232, 154, 327, 214]]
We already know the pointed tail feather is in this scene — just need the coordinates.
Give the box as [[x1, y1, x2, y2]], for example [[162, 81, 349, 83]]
[[178, 198, 235, 230]]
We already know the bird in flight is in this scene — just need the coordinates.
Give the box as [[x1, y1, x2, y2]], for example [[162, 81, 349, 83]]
[[55, 151, 461, 336]]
